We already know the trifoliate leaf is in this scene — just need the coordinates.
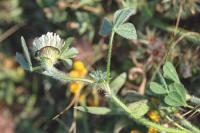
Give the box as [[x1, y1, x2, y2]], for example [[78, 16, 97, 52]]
[[149, 82, 167, 94], [99, 18, 112, 36], [115, 23, 137, 39], [163, 62, 180, 83], [74, 106, 111, 115]]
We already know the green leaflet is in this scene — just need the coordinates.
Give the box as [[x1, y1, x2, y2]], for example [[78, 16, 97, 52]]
[[113, 8, 135, 28], [99, 18, 112, 36], [128, 100, 149, 118], [74, 106, 111, 115], [163, 61, 180, 83], [168, 83, 187, 97], [21, 36, 32, 71], [60, 47, 78, 59], [164, 91, 187, 107], [62, 58, 72, 66], [115, 23, 137, 40], [16, 52, 30, 70], [149, 82, 167, 94], [164, 83, 187, 107], [60, 37, 74, 55], [110, 73, 127, 94], [59, 38, 77, 66]]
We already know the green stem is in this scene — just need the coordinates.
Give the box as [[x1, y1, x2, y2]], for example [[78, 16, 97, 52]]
[[32, 66, 43, 71], [44, 67, 94, 84], [66, 77, 93, 84], [105, 84, 190, 133], [106, 31, 115, 82]]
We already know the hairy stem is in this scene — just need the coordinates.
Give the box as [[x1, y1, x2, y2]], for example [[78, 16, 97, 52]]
[[106, 31, 115, 82], [43, 67, 94, 84]]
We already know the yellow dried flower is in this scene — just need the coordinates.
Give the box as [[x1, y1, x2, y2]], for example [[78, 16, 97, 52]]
[[73, 60, 85, 71], [148, 110, 161, 123], [148, 127, 158, 133]]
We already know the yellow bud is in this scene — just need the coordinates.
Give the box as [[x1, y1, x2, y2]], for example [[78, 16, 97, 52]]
[[69, 82, 82, 93], [73, 61, 85, 71], [148, 110, 161, 123], [69, 70, 79, 77], [78, 68, 88, 77]]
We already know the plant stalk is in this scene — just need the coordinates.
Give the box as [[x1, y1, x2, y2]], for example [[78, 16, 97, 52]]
[[106, 31, 115, 82], [43, 67, 94, 84]]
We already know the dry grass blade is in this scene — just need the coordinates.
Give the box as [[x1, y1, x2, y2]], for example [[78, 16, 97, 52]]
[[0, 22, 25, 43]]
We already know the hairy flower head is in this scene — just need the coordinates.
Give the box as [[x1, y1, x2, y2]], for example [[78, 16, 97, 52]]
[[32, 32, 64, 53], [32, 32, 64, 68], [32, 32, 78, 68]]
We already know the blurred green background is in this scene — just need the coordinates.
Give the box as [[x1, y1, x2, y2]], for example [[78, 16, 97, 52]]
[[0, 0, 200, 133]]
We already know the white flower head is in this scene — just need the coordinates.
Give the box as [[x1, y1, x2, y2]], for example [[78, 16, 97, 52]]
[[32, 32, 64, 54], [31, 32, 78, 69], [32, 32, 65, 68]]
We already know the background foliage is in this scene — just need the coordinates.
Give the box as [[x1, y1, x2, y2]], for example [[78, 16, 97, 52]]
[[0, 0, 200, 133]]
